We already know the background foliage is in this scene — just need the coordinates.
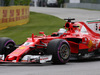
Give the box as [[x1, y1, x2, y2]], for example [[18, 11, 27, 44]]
[[4, 0, 10, 6], [57, 0, 64, 7], [14, 0, 31, 5], [4, 0, 31, 6]]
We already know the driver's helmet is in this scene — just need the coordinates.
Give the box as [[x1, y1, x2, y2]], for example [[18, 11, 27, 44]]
[[58, 28, 66, 33]]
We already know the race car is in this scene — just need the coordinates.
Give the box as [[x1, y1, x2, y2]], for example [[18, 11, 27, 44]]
[[0, 18, 100, 64]]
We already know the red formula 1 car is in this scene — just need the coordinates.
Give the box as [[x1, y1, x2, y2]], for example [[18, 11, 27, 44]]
[[0, 18, 100, 64]]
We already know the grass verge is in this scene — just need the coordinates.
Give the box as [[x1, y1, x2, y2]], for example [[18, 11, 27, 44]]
[[0, 12, 66, 44]]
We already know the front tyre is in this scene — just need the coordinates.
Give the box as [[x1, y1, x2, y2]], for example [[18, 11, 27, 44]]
[[47, 39, 70, 64], [0, 37, 15, 57]]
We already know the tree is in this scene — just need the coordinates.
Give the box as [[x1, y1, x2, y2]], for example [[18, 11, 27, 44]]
[[14, 0, 31, 5], [3, 0, 31, 6], [57, 0, 64, 7], [4, 0, 10, 6]]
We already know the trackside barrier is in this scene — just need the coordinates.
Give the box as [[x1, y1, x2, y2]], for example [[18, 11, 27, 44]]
[[0, 6, 30, 30]]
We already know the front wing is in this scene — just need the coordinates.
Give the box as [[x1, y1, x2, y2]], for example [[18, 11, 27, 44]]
[[0, 55, 52, 64]]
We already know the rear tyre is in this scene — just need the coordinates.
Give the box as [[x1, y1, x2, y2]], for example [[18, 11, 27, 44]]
[[47, 39, 70, 64], [0, 37, 15, 57]]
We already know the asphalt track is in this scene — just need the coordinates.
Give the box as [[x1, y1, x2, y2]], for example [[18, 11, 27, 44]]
[[30, 7, 100, 21], [0, 7, 100, 75]]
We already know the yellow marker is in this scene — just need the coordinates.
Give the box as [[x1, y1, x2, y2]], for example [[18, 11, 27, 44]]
[[77, 24, 80, 29]]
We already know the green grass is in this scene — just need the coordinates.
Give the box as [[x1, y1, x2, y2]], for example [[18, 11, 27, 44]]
[[0, 12, 66, 44]]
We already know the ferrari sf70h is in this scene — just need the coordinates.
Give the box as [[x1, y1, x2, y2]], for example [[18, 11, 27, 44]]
[[0, 18, 100, 64]]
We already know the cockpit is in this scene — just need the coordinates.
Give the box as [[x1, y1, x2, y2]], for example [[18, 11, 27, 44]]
[[51, 28, 67, 36]]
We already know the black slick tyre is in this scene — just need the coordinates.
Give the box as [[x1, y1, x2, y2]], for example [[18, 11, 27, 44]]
[[47, 39, 70, 64], [0, 37, 15, 56]]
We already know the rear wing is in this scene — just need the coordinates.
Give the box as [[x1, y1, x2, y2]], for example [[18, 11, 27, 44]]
[[84, 19, 100, 35]]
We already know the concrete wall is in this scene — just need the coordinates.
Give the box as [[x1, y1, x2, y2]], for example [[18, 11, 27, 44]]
[[69, 0, 80, 3], [66, 3, 100, 10]]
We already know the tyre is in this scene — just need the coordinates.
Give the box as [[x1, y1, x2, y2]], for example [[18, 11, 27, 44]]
[[47, 39, 70, 64], [0, 37, 15, 56]]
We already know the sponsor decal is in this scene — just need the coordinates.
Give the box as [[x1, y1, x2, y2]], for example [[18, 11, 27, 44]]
[[12, 52, 19, 54], [19, 46, 26, 49], [0, 6, 30, 30], [88, 40, 93, 48], [40, 58, 48, 60]]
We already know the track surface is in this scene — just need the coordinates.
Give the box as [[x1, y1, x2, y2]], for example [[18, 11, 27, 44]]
[[1, 7, 100, 75], [30, 7, 100, 21], [1, 59, 100, 75]]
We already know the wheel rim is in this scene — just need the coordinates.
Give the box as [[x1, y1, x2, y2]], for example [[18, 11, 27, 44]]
[[6, 43, 14, 49], [5, 42, 15, 55], [59, 44, 70, 60]]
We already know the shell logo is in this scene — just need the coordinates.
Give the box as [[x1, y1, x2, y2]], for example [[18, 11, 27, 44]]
[[88, 40, 93, 48], [19, 46, 26, 50]]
